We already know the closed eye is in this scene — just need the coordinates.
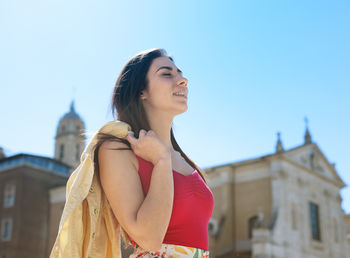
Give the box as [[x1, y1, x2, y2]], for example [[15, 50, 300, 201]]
[[162, 73, 172, 76]]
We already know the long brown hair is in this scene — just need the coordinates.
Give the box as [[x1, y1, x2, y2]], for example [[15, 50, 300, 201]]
[[93, 48, 207, 248]]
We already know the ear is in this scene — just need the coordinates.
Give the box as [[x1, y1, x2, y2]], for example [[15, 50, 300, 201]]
[[140, 91, 146, 100], [140, 91, 147, 100]]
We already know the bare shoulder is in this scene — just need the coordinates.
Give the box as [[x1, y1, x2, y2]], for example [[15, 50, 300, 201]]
[[98, 140, 138, 171], [97, 139, 145, 245]]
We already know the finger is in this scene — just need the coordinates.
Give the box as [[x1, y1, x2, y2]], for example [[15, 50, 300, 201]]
[[139, 129, 147, 138], [126, 131, 136, 145]]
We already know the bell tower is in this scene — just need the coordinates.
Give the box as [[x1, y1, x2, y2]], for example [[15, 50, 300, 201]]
[[54, 100, 86, 171]]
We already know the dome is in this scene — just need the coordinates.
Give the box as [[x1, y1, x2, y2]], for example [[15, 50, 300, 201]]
[[56, 100, 85, 137], [60, 100, 83, 121]]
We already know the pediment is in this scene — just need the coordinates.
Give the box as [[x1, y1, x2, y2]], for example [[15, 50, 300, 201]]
[[282, 143, 345, 187]]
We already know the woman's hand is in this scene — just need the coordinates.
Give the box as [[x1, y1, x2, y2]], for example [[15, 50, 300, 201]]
[[126, 129, 171, 165]]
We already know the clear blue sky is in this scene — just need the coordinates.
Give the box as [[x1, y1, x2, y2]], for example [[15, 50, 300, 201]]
[[1, 0, 349, 213]]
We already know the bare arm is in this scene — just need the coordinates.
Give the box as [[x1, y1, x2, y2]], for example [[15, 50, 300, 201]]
[[136, 156, 174, 250], [98, 141, 173, 251]]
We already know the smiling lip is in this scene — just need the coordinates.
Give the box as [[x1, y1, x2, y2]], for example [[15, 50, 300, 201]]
[[173, 95, 187, 99]]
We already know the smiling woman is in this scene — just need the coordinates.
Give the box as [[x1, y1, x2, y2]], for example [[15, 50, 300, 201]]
[[94, 48, 214, 257]]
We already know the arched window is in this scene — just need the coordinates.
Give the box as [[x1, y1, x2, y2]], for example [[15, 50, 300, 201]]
[[248, 215, 258, 239], [309, 202, 321, 241], [59, 144, 64, 160]]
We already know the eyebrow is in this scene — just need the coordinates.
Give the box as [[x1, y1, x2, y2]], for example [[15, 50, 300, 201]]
[[155, 66, 182, 74]]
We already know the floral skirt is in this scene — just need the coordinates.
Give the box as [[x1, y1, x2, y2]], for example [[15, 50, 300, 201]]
[[129, 243, 210, 258]]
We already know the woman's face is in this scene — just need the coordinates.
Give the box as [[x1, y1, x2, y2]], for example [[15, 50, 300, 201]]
[[141, 56, 188, 115]]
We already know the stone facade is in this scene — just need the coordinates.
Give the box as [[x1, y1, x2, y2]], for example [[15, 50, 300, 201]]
[[206, 133, 349, 258]]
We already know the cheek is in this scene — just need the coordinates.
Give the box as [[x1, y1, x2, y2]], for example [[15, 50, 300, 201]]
[[144, 87, 165, 106], [146, 77, 177, 105], [149, 81, 172, 100], [152, 90, 172, 105]]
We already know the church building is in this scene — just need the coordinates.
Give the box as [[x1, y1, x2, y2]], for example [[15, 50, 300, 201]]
[[206, 123, 349, 258]]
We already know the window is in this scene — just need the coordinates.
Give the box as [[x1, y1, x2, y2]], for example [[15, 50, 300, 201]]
[[59, 144, 64, 160], [248, 215, 258, 239], [75, 144, 80, 162], [3, 183, 15, 208], [1, 218, 13, 241], [309, 202, 321, 241]]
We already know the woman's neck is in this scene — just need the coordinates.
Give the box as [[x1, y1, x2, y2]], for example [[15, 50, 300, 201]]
[[147, 110, 175, 152]]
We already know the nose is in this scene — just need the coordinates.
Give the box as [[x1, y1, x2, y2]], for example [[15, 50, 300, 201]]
[[177, 75, 188, 87]]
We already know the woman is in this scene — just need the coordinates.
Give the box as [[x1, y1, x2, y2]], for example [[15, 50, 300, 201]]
[[95, 48, 214, 257]]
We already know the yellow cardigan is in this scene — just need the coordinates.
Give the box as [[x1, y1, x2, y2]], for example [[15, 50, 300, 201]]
[[50, 120, 132, 258]]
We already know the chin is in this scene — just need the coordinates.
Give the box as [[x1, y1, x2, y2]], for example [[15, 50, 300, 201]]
[[175, 106, 188, 115]]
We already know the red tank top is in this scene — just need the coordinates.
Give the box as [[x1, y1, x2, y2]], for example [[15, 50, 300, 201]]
[[128, 155, 214, 251]]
